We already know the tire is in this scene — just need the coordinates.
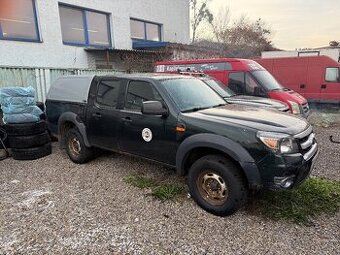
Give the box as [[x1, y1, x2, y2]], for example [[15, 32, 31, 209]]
[[11, 143, 52, 160], [188, 155, 248, 216], [4, 120, 47, 136], [65, 128, 93, 164], [8, 131, 51, 149]]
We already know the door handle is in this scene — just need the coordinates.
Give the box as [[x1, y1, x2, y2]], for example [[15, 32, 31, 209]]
[[92, 112, 102, 118], [121, 117, 132, 123], [300, 84, 305, 89], [321, 84, 327, 89]]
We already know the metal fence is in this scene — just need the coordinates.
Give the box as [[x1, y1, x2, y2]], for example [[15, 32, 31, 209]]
[[0, 66, 121, 101]]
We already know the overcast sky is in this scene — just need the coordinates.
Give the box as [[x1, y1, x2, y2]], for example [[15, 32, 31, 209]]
[[207, 0, 339, 50]]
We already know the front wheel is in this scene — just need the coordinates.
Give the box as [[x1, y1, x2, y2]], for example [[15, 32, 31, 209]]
[[65, 128, 93, 164], [188, 155, 248, 216]]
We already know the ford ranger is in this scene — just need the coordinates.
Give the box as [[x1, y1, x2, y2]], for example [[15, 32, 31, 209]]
[[46, 74, 318, 216]]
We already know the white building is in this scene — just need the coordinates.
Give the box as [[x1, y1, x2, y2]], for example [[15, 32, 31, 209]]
[[0, 0, 190, 69]]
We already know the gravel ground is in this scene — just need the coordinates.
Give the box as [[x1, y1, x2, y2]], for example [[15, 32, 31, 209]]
[[0, 126, 339, 255]]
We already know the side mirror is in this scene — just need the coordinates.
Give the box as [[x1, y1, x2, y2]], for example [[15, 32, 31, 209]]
[[142, 101, 168, 116]]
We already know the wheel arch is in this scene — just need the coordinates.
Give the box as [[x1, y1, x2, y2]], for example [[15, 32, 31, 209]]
[[58, 112, 90, 148], [176, 134, 262, 189]]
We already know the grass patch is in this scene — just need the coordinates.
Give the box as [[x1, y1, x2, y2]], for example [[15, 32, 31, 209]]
[[249, 177, 340, 224], [125, 174, 185, 201]]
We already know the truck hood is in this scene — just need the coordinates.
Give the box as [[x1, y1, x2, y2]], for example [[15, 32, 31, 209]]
[[225, 95, 289, 111], [184, 104, 309, 135], [268, 89, 307, 105]]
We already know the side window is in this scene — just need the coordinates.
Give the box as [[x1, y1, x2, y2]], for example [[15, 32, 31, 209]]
[[229, 72, 246, 94], [325, 68, 339, 82], [96, 80, 121, 107], [245, 73, 263, 96], [125, 81, 162, 112]]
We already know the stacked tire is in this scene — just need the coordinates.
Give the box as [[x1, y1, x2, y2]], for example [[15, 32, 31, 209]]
[[4, 120, 52, 160]]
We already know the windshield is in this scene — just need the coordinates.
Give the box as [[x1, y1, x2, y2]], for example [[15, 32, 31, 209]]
[[203, 78, 235, 98], [161, 78, 226, 112], [252, 70, 283, 91]]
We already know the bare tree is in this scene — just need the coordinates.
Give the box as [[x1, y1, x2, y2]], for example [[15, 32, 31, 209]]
[[212, 14, 274, 57], [191, 0, 213, 43], [211, 6, 230, 43]]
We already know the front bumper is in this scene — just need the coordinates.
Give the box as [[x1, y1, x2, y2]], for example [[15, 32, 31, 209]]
[[257, 144, 318, 190]]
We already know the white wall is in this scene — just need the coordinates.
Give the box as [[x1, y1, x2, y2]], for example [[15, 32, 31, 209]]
[[0, 0, 190, 69]]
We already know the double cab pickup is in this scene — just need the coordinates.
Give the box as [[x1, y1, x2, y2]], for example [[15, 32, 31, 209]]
[[46, 74, 318, 216]]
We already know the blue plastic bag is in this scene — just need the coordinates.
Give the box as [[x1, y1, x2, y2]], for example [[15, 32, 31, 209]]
[[3, 113, 41, 124], [2, 104, 43, 115], [0, 86, 35, 101], [0, 97, 36, 107], [0, 86, 41, 124]]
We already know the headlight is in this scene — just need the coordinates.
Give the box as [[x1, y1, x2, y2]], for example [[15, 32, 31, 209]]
[[257, 131, 299, 154], [288, 101, 301, 114]]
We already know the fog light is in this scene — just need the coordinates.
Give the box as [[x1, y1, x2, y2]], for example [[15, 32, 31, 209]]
[[274, 175, 295, 188]]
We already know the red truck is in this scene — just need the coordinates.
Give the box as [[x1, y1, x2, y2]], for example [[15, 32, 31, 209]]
[[155, 58, 310, 117], [255, 56, 340, 104]]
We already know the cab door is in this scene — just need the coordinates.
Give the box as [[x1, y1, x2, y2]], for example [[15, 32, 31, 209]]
[[118, 80, 174, 164], [86, 78, 124, 150], [228, 72, 266, 97]]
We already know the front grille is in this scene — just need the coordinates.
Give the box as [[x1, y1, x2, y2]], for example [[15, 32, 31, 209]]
[[295, 126, 317, 161]]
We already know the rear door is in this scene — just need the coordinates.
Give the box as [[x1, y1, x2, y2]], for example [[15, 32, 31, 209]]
[[321, 67, 340, 103], [304, 59, 323, 101], [86, 78, 125, 150], [118, 80, 173, 164]]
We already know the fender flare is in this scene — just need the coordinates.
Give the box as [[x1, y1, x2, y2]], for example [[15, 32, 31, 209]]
[[176, 133, 262, 189], [58, 112, 91, 148]]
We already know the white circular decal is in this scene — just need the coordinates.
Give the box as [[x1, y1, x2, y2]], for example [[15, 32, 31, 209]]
[[142, 128, 153, 142]]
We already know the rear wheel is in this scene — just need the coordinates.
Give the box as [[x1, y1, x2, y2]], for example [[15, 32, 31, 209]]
[[188, 155, 248, 216], [65, 128, 93, 164]]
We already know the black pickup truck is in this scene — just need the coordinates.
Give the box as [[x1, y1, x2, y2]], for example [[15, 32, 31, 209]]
[[46, 74, 318, 216]]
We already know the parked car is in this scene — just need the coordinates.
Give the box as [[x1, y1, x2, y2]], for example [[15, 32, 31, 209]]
[[255, 55, 340, 104], [183, 73, 290, 112], [155, 58, 310, 117], [46, 74, 318, 216]]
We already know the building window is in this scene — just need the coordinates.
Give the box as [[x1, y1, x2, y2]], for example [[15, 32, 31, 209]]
[[0, 0, 40, 42], [130, 18, 161, 41], [59, 4, 111, 47]]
